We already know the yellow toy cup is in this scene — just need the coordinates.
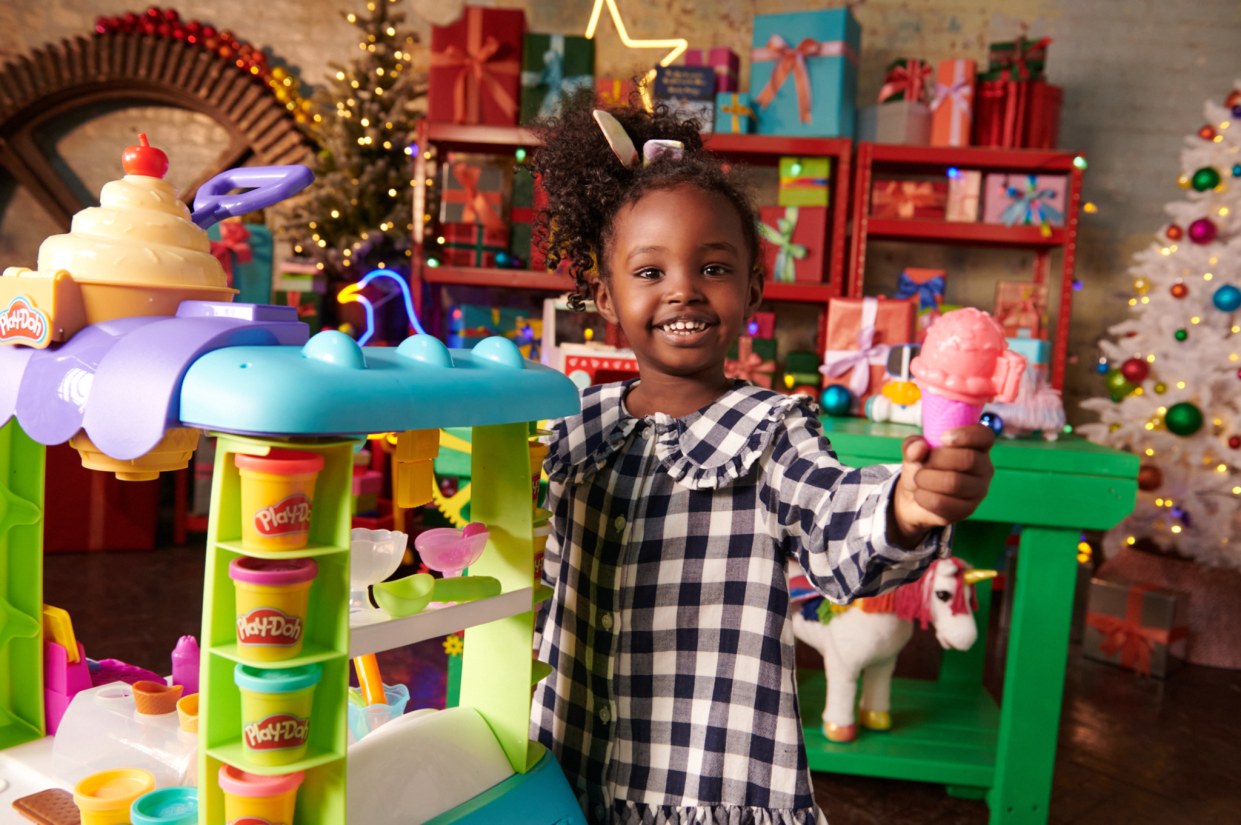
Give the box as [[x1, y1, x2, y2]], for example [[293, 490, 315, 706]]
[[228, 557, 319, 662], [218, 765, 304, 825], [528, 441, 548, 508], [234, 663, 322, 767], [73, 768, 155, 825], [235, 449, 325, 552]]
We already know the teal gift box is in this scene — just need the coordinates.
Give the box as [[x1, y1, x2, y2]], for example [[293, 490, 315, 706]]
[[1006, 335, 1050, 366], [520, 33, 594, 124], [207, 221, 272, 306], [750, 8, 861, 138], [714, 92, 754, 134]]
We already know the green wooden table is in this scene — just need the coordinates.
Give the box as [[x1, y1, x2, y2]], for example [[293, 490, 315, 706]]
[[801, 418, 1138, 825]]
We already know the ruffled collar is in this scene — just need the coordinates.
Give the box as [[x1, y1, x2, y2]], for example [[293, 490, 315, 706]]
[[544, 379, 816, 490]]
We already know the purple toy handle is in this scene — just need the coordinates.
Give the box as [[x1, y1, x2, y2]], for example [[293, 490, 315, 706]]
[[191, 165, 314, 229]]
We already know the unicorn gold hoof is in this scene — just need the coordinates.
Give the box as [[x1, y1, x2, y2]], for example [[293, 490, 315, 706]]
[[823, 722, 856, 743], [859, 709, 891, 731]]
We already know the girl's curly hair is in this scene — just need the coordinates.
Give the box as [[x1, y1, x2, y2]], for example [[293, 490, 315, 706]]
[[530, 87, 763, 311]]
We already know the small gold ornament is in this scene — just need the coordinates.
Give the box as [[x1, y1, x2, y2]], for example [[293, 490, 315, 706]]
[[1178, 174, 1192, 188], [1154, 382, 1167, 394], [1133, 277, 1151, 294]]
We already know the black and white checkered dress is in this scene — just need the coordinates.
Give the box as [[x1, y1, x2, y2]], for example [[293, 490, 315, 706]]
[[531, 380, 948, 825]]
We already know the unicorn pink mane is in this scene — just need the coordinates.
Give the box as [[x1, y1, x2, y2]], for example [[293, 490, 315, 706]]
[[870, 558, 978, 630]]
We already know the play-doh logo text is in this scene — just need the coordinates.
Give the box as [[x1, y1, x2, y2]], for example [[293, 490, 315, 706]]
[[0, 296, 49, 346], [244, 713, 309, 750], [254, 494, 312, 536], [237, 607, 304, 646]]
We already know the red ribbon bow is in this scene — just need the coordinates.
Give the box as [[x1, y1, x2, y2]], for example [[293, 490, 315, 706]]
[[429, 7, 520, 124], [446, 162, 506, 233], [995, 285, 1042, 332], [724, 336, 776, 388], [282, 291, 318, 318], [209, 221, 252, 285], [878, 59, 933, 104], [997, 36, 1052, 81], [752, 35, 857, 125], [1086, 583, 1187, 677], [871, 181, 944, 219]]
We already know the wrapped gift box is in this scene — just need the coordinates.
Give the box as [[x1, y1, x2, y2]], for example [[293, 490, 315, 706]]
[[715, 92, 755, 134], [274, 267, 326, 295], [751, 8, 861, 138], [930, 58, 976, 146], [208, 221, 272, 305], [686, 47, 740, 93], [520, 33, 594, 124], [877, 58, 933, 104], [986, 36, 1051, 81], [857, 101, 931, 145], [728, 335, 777, 362], [429, 6, 525, 125], [654, 65, 716, 131], [725, 335, 777, 388], [758, 206, 827, 283], [973, 79, 1062, 149], [442, 223, 510, 267], [1084, 578, 1187, 678], [778, 157, 831, 207], [947, 169, 982, 222], [893, 267, 945, 344], [820, 296, 915, 411], [784, 350, 821, 388], [982, 173, 1067, 228], [272, 290, 322, 334], [748, 311, 776, 339], [994, 280, 1048, 338], [597, 77, 636, 107], [440, 154, 512, 230], [1006, 335, 1050, 366], [509, 165, 544, 268], [871, 179, 947, 220]]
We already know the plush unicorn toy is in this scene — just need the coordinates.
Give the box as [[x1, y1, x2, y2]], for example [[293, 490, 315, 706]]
[[791, 557, 995, 743]]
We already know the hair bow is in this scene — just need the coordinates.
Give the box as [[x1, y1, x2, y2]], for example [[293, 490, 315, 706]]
[[593, 110, 684, 168]]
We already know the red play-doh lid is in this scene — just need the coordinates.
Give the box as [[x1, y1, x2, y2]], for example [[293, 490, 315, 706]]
[[228, 556, 318, 587], [234, 448, 324, 476], [218, 765, 304, 798]]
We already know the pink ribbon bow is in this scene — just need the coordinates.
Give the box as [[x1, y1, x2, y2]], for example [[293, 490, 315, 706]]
[[752, 35, 859, 125], [209, 221, 252, 285], [820, 296, 890, 397], [724, 336, 776, 388]]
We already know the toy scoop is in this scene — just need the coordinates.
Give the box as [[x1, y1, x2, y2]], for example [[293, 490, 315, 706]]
[[909, 307, 1026, 447], [373, 573, 501, 618], [414, 523, 490, 578], [350, 528, 408, 625]]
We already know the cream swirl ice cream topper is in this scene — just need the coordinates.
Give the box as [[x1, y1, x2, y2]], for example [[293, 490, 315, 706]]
[[36, 134, 229, 291]]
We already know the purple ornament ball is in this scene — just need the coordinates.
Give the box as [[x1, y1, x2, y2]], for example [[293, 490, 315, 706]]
[[1188, 217, 1218, 245]]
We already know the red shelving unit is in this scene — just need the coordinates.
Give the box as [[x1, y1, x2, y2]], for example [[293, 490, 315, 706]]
[[848, 142, 1085, 390], [410, 122, 853, 352]]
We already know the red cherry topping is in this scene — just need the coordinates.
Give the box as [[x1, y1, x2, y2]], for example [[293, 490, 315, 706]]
[[122, 133, 169, 178]]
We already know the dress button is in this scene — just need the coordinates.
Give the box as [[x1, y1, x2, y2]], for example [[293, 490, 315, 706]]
[[599, 705, 611, 724], [596, 804, 607, 821], [601, 613, 613, 630], [614, 515, 626, 532]]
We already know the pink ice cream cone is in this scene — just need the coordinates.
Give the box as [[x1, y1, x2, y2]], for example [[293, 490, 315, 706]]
[[910, 307, 1027, 448]]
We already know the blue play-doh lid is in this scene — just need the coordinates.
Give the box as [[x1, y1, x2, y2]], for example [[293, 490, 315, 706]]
[[130, 786, 198, 825], [233, 662, 323, 694]]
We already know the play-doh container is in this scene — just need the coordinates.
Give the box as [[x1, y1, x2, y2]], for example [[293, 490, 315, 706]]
[[228, 557, 319, 661], [235, 449, 325, 551], [533, 522, 552, 586], [73, 768, 155, 825], [528, 441, 548, 507], [130, 787, 198, 825], [234, 662, 323, 767], [218, 765, 304, 825]]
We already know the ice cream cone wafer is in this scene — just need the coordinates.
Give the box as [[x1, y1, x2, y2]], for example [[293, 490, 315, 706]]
[[132, 681, 182, 715]]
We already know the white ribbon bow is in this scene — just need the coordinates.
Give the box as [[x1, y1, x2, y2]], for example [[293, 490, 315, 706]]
[[820, 297, 890, 398], [930, 60, 973, 146]]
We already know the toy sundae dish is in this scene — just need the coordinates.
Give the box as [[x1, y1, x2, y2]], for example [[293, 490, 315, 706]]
[[910, 307, 1026, 448]]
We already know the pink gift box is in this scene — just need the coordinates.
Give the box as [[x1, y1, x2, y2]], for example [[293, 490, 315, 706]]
[[684, 47, 740, 93], [749, 311, 776, 339], [353, 467, 384, 496], [982, 173, 1067, 227]]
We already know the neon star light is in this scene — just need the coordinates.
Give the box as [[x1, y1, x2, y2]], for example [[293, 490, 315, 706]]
[[584, 0, 688, 89], [337, 268, 428, 346]]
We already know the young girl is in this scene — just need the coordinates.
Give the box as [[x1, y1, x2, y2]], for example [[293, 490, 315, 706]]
[[530, 94, 996, 825]]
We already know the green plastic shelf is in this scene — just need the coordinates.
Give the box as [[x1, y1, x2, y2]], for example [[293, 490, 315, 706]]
[[206, 741, 344, 776], [0, 421, 45, 750], [533, 585, 553, 606], [212, 539, 350, 560], [209, 642, 345, 669]]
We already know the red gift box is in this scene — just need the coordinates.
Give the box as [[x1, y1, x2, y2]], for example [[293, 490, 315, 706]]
[[993, 280, 1048, 338], [749, 310, 776, 339], [684, 47, 740, 93], [973, 79, 1062, 149], [870, 180, 948, 219], [758, 206, 827, 283], [442, 223, 510, 267], [429, 6, 525, 125], [820, 296, 915, 411], [597, 77, 637, 107], [724, 335, 777, 388]]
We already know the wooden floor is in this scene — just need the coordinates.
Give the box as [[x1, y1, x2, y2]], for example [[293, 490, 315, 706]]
[[43, 545, 1241, 825]]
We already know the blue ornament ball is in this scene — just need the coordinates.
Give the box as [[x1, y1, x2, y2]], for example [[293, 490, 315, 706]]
[[1095, 361, 1109, 374], [1233, 163, 1241, 178], [979, 411, 1004, 435], [820, 384, 853, 416], [1233, 105, 1241, 119], [1213, 284, 1241, 312], [494, 252, 510, 268]]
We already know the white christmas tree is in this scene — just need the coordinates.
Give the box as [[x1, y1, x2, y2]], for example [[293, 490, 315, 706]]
[[1080, 83, 1241, 570]]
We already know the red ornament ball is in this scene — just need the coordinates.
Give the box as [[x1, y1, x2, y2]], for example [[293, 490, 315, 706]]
[[123, 11, 139, 26], [202, 25, 217, 38], [1200, 125, 1217, 140], [163, 8, 179, 21], [1171, 282, 1189, 299], [1137, 464, 1163, 492], [145, 6, 161, 19], [121, 133, 169, 178], [1189, 217, 1219, 244], [1120, 357, 1150, 384], [1166, 224, 1184, 240], [1230, 436, 1241, 450], [1228, 90, 1241, 108]]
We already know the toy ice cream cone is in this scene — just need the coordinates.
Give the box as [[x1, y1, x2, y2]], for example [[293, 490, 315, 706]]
[[910, 307, 1026, 447], [132, 680, 183, 715]]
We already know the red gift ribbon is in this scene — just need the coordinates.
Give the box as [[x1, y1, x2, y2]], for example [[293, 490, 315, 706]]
[[752, 35, 859, 125], [994, 36, 1052, 81], [1086, 583, 1187, 677], [871, 181, 944, 219], [282, 291, 318, 318], [994, 284, 1043, 332], [209, 221, 252, 284], [878, 59, 933, 104], [429, 7, 520, 124], [724, 336, 775, 388], [445, 162, 506, 233]]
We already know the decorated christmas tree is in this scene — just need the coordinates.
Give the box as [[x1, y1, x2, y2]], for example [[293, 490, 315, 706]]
[[281, 0, 425, 276], [1080, 83, 1241, 570]]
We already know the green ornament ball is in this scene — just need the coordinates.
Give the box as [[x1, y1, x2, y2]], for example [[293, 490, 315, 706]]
[[1192, 166, 1222, 192], [1105, 368, 1137, 402], [1165, 401, 1204, 436], [1175, 328, 1189, 341]]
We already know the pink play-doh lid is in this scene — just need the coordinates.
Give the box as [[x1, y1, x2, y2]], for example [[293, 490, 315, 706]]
[[228, 556, 318, 587], [218, 765, 305, 798]]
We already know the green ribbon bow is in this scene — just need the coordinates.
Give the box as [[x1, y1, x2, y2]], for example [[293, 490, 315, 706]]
[[757, 207, 807, 283]]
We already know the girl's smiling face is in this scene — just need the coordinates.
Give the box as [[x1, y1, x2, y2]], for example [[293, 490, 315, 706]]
[[594, 184, 763, 387]]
